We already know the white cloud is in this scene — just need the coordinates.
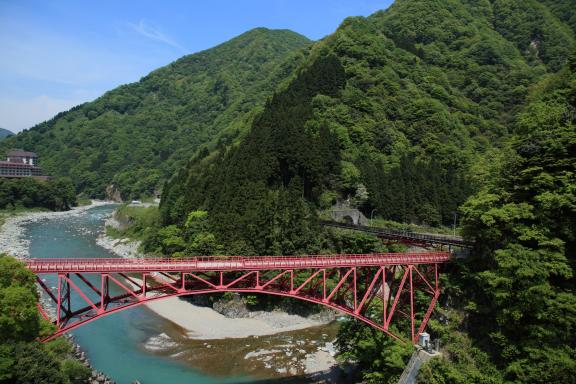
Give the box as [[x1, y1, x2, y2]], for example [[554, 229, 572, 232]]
[[129, 19, 186, 53], [0, 95, 86, 133]]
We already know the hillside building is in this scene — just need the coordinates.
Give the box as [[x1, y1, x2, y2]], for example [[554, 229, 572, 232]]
[[6, 150, 38, 165], [0, 149, 48, 179]]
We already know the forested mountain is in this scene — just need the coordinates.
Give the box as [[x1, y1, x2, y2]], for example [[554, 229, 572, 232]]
[[0, 28, 310, 198], [160, 0, 575, 255], [153, 2, 575, 382], [1, 0, 572, 383], [0, 128, 13, 140], [420, 50, 576, 384], [539, 0, 576, 34]]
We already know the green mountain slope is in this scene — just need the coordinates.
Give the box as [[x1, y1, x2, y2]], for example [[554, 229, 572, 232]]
[[0, 128, 13, 140], [489, 0, 575, 71], [0, 28, 310, 198], [160, 0, 575, 255], [538, 0, 576, 34], [417, 52, 576, 384]]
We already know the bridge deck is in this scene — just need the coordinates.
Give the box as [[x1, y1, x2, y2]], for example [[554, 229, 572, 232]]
[[27, 252, 450, 273], [321, 221, 472, 247]]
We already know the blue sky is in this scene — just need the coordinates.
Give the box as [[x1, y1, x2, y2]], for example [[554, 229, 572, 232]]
[[0, 0, 393, 133]]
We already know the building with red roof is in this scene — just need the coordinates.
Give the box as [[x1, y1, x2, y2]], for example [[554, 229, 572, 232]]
[[0, 149, 48, 179]]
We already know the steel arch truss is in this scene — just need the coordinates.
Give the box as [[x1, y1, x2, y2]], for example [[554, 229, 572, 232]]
[[36, 263, 441, 343]]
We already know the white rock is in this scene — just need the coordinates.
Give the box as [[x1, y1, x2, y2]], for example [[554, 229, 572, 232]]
[[144, 333, 178, 351]]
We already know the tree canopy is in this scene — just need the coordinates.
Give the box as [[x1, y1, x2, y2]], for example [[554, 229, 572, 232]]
[[0, 255, 91, 384], [0, 177, 76, 211]]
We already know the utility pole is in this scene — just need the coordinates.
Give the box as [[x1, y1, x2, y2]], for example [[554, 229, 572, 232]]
[[453, 212, 457, 237]]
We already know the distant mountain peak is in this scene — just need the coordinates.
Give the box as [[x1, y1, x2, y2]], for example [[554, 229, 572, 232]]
[[0, 128, 14, 139]]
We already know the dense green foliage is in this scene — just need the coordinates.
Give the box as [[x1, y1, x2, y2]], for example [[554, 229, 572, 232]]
[[456, 57, 575, 384], [106, 204, 161, 242], [337, 320, 413, 383], [0, 28, 310, 199], [0, 177, 76, 211], [538, 0, 576, 35], [417, 53, 576, 383], [0, 256, 39, 343], [0, 255, 91, 384], [161, 53, 345, 255], [161, 0, 574, 255], [490, 0, 575, 71], [107, 205, 226, 257], [418, 308, 504, 384]]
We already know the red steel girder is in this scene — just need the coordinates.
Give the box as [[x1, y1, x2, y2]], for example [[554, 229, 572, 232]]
[[28, 252, 449, 343], [26, 252, 450, 273]]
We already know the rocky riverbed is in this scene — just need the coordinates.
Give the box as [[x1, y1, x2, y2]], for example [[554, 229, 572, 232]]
[[139, 320, 347, 381], [66, 335, 115, 384], [0, 200, 113, 258], [95, 214, 143, 259]]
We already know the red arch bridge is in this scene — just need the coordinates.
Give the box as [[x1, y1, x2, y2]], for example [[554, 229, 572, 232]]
[[26, 252, 450, 343]]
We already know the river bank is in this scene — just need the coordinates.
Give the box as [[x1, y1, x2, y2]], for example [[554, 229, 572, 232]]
[[0, 200, 115, 259], [127, 276, 334, 340], [94, 210, 143, 258]]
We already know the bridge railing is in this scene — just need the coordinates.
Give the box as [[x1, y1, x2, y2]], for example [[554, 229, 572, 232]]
[[26, 252, 451, 273]]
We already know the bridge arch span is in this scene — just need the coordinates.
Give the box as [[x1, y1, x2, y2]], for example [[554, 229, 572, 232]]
[[40, 288, 403, 343], [27, 253, 448, 343]]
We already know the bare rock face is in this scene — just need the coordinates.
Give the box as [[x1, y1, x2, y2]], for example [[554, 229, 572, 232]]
[[213, 295, 251, 318], [105, 184, 123, 202]]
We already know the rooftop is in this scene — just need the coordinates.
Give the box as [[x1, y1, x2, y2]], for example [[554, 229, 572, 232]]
[[7, 149, 37, 157]]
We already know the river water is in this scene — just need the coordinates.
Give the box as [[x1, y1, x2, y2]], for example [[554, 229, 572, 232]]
[[26, 205, 338, 384]]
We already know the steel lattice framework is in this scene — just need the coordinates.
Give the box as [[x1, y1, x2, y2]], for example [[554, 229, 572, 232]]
[[26, 252, 450, 343]]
